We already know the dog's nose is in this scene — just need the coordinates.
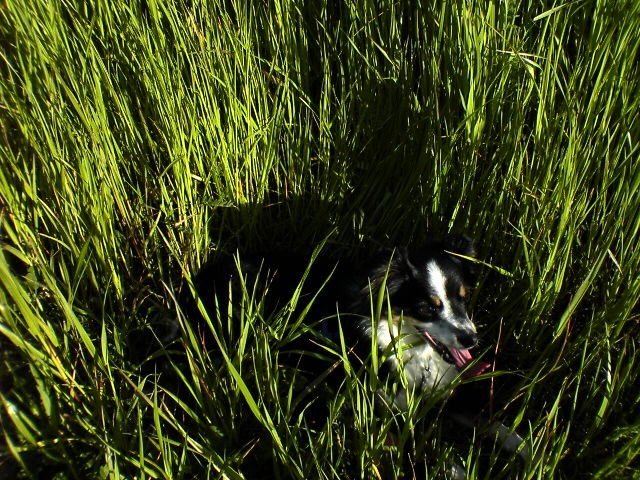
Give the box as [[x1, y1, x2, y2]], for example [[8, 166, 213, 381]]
[[456, 330, 477, 349]]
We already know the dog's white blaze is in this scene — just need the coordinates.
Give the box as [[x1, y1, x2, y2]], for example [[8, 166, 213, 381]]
[[425, 261, 477, 346], [426, 261, 454, 319]]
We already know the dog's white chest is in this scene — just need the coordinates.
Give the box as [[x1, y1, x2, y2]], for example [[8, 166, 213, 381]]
[[380, 342, 459, 410], [400, 342, 458, 390], [373, 319, 459, 409]]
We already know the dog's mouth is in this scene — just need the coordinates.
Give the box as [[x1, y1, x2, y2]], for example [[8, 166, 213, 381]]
[[423, 332, 491, 377]]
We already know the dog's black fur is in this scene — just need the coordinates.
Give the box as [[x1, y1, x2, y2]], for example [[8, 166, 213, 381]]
[[186, 235, 480, 387], [182, 235, 528, 476]]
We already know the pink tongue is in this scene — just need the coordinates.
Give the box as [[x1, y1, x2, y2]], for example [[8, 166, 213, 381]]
[[448, 347, 473, 369], [448, 346, 492, 377], [425, 332, 492, 378]]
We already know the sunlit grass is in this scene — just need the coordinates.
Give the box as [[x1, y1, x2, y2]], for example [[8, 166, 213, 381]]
[[1, 0, 639, 478]]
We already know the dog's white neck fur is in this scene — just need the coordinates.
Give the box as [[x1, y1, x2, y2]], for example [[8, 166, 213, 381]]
[[369, 315, 458, 410]]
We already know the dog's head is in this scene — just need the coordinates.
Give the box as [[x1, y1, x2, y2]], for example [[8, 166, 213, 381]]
[[387, 235, 478, 351]]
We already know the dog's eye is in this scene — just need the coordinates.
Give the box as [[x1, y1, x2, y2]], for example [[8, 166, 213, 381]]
[[415, 296, 442, 315], [413, 301, 434, 317]]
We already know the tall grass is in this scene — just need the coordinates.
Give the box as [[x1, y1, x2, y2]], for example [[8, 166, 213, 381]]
[[1, 0, 639, 478]]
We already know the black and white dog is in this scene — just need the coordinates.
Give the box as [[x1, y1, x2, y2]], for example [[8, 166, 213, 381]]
[[339, 235, 490, 410], [188, 235, 528, 473]]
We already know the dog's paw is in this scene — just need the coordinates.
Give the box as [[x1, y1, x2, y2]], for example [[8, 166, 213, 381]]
[[446, 462, 467, 480]]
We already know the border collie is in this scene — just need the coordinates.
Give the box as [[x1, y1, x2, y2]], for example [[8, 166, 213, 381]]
[[338, 235, 491, 410], [188, 235, 528, 474]]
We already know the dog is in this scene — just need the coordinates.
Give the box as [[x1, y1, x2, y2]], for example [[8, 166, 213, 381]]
[[186, 234, 529, 475], [333, 234, 491, 411]]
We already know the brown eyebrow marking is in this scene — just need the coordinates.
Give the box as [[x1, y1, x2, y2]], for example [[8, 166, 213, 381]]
[[430, 295, 442, 308], [459, 286, 468, 298]]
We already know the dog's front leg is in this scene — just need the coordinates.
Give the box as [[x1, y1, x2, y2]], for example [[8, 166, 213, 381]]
[[488, 420, 530, 461], [450, 412, 530, 462]]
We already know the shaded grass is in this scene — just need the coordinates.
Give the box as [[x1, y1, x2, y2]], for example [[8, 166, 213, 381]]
[[1, 0, 639, 478]]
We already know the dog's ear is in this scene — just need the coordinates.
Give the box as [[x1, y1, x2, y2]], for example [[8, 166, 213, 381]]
[[394, 247, 420, 279], [443, 234, 476, 258], [443, 235, 478, 283], [354, 248, 417, 300]]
